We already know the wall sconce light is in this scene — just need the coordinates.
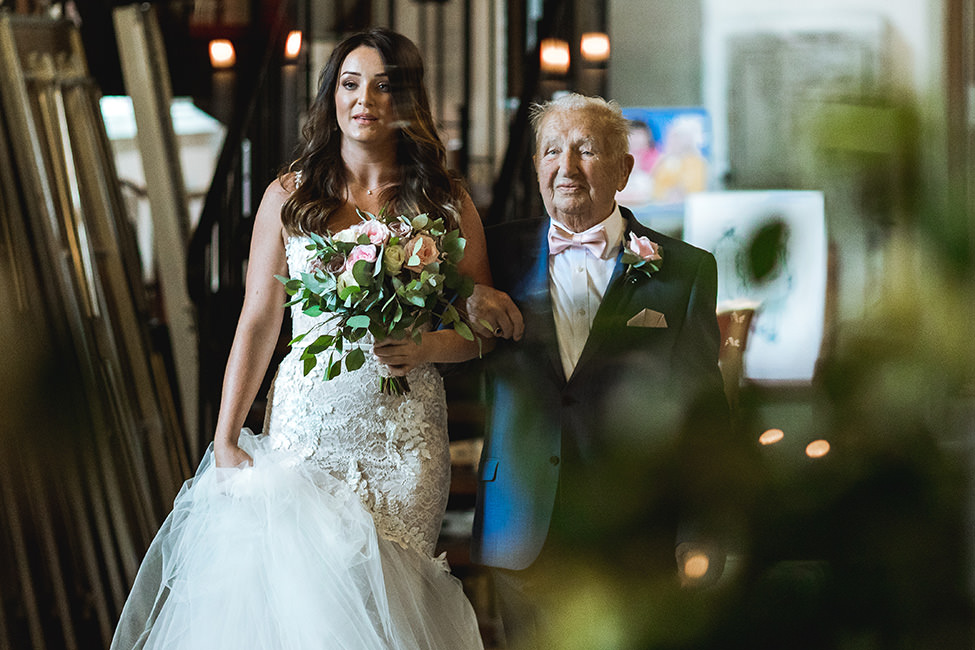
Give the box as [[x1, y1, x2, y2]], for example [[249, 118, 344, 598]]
[[209, 39, 236, 68], [284, 30, 302, 60], [759, 428, 784, 445], [580, 32, 610, 63], [539, 38, 570, 74], [805, 439, 831, 459]]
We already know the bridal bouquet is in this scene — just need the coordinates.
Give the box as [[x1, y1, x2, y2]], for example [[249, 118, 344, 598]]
[[277, 209, 476, 395]]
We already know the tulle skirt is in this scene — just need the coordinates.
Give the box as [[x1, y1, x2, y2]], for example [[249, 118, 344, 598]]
[[111, 430, 483, 649]]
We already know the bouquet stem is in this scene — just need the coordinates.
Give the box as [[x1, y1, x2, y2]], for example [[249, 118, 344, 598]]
[[380, 376, 410, 395]]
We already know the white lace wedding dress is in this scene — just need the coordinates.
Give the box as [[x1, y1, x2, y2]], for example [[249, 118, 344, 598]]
[[111, 236, 483, 649]]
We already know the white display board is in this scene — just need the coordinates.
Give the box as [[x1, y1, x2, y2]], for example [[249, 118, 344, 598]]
[[685, 191, 827, 382]]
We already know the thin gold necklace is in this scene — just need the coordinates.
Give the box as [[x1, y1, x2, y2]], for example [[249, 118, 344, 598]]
[[350, 177, 397, 196]]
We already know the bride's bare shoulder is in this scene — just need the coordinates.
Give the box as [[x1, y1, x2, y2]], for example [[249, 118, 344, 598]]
[[270, 172, 299, 197]]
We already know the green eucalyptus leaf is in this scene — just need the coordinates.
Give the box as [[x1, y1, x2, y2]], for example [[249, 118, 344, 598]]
[[308, 232, 327, 247], [275, 274, 296, 289], [338, 285, 361, 301], [347, 314, 371, 330], [300, 272, 326, 294], [348, 328, 366, 343], [458, 275, 474, 298], [454, 319, 474, 341], [352, 260, 373, 286], [441, 303, 458, 324], [326, 358, 342, 380], [345, 347, 365, 371], [306, 334, 334, 355], [447, 237, 466, 263], [442, 229, 459, 245]]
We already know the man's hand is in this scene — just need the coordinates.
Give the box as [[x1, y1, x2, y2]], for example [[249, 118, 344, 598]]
[[465, 284, 524, 341]]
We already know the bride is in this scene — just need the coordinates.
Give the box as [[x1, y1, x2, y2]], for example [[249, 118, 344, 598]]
[[112, 27, 489, 649]]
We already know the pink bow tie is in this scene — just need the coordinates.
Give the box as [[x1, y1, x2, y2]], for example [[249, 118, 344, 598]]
[[547, 223, 610, 258]]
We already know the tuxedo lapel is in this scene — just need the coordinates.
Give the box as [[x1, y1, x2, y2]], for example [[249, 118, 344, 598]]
[[512, 222, 566, 385]]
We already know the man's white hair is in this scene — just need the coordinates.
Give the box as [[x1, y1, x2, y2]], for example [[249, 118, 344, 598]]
[[529, 93, 630, 159]]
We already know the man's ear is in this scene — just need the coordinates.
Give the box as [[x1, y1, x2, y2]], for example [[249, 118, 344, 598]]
[[618, 153, 635, 192]]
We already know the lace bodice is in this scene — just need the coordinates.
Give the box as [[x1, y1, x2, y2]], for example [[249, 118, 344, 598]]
[[264, 236, 450, 557]]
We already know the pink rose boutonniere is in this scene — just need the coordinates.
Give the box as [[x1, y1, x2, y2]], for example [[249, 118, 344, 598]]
[[622, 232, 663, 279]]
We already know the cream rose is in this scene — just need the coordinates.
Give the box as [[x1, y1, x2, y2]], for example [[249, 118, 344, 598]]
[[383, 244, 406, 274], [336, 268, 359, 293], [333, 227, 358, 244]]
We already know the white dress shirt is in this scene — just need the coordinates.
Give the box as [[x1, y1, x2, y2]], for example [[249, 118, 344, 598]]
[[549, 206, 625, 379]]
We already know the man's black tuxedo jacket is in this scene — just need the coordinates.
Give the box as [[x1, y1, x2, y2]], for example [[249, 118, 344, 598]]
[[471, 207, 730, 571]]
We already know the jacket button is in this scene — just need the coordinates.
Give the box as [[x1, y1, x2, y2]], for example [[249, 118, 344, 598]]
[[561, 395, 576, 407], [549, 455, 560, 466]]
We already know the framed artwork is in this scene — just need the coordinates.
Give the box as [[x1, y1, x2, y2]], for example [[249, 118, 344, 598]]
[[684, 190, 828, 383], [617, 107, 712, 234]]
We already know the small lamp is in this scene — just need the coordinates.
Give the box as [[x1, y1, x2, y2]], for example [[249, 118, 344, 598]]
[[209, 39, 236, 68], [580, 32, 610, 63], [284, 30, 302, 60], [539, 38, 570, 75]]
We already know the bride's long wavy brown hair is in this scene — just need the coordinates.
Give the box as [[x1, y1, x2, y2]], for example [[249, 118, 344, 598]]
[[280, 27, 462, 234]]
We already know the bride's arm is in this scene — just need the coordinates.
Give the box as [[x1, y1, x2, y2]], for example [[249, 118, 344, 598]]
[[212, 179, 291, 467], [373, 191, 496, 374]]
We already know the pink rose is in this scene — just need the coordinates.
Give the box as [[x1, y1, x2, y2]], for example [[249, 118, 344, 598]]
[[353, 220, 390, 246], [627, 232, 663, 263], [346, 244, 378, 269], [404, 233, 440, 272]]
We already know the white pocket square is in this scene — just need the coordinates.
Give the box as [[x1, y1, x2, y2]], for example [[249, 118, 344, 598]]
[[627, 308, 668, 328]]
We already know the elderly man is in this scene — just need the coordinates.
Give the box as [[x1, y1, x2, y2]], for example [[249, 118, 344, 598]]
[[467, 93, 731, 646]]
